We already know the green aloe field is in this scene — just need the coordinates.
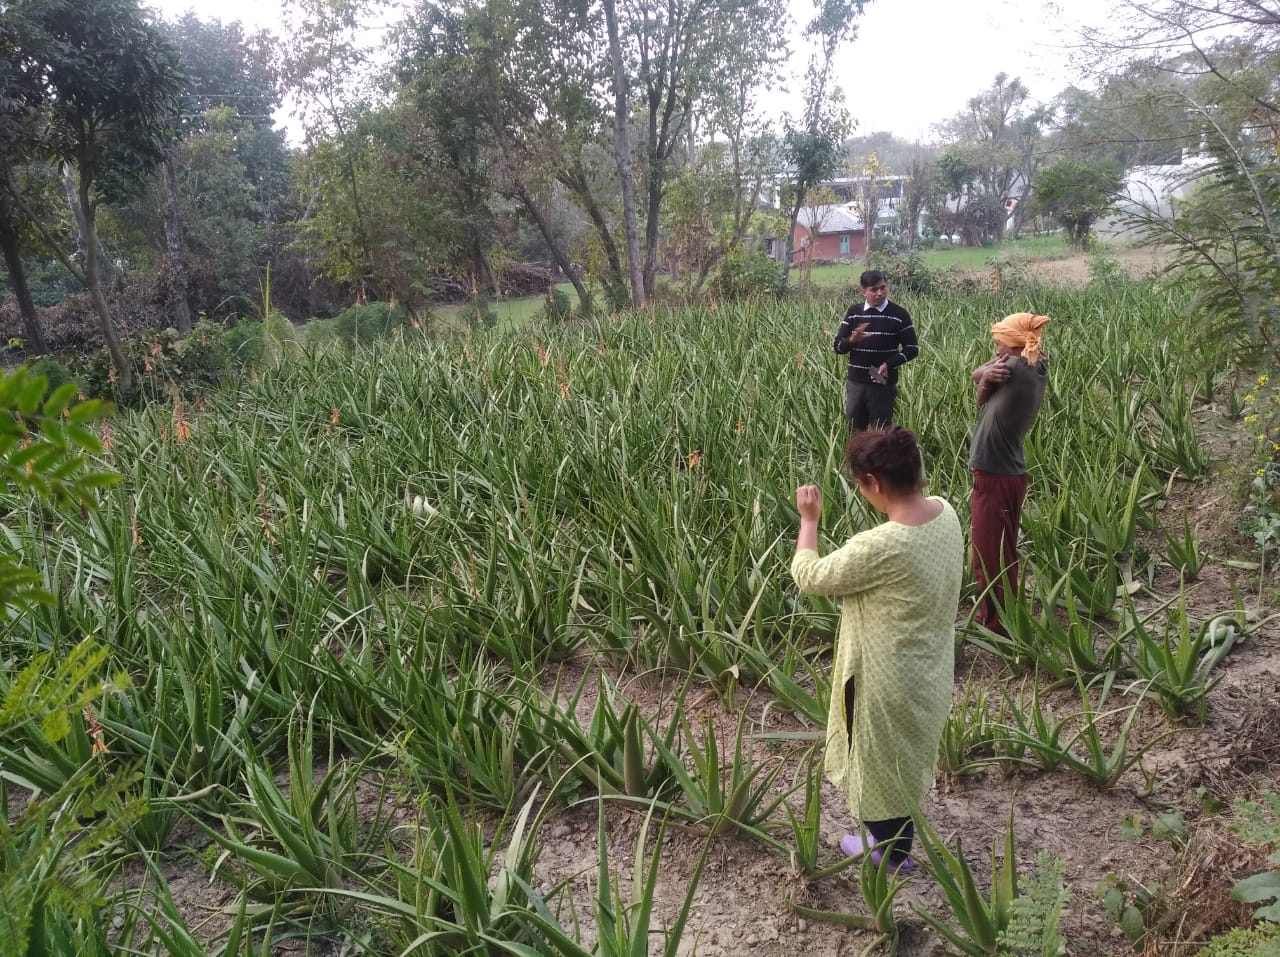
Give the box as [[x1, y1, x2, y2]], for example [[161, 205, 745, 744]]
[[2, 284, 1275, 955]]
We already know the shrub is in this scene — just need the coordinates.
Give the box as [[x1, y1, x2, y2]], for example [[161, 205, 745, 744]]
[[221, 319, 266, 369], [1196, 923, 1280, 957], [26, 357, 77, 399], [334, 301, 406, 346], [710, 249, 786, 302], [1086, 237, 1131, 291], [177, 320, 234, 390], [873, 232, 905, 255], [870, 250, 937, 297], [74, 321, 251, 403], [544, 288, 572, 322]]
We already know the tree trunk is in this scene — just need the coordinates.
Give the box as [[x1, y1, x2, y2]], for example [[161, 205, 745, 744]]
[[513, 181, 591, 312], [79, 180, 132, 395], [474, 245, 499, 299], [0, 198, 49, 354], [642, 158, 662, 302], [780, 189, 805, 288], [863, 185, 878, 268], [560, 165, 629, 307], [602, 0, 645, 307], [689, 256, 716, 298], [161, 156, 192, 334], [63, 164, 112, 280]]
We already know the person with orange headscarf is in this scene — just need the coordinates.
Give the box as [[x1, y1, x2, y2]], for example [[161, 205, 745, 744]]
[[967, 313, 1050, 637]]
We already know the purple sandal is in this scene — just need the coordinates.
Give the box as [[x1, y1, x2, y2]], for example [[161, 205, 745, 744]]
[[840, 833, 916, 874]]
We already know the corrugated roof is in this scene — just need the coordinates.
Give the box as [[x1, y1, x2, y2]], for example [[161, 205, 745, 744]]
[[795, 204, 864, 234]]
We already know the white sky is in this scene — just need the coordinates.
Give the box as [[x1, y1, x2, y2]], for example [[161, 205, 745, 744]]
[[145, 0, 1111, 144]]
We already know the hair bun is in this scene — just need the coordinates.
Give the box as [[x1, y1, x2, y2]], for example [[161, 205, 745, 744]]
[[887, 425, 916, 449]]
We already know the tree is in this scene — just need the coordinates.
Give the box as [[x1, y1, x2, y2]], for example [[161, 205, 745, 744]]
[[159, 14, 289, 327], [3, 0, 184, 395], [662, 143, 733, 293], [0, 9, 49, 352], [795, 185, 839, 286], [601, 0, 646, 306], [484, 0, 631, 307], [1072, 0, 1280, 349], [280, 0, 387, 298], [1033, 158, 1123, 247], [897, 149, 938, 248], [625, 0, 783, 301], [936, 73, 1041, 244], [780, 0, 863, 288], [928, 145, 980, 244], [663, 132, 782, 297], [397, 0, 594, 311], [674, 0, 786, 295], [848, 153, 887, 267]]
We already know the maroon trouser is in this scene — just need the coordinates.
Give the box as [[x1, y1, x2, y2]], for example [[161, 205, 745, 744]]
[[970, 469, 1028, 635]]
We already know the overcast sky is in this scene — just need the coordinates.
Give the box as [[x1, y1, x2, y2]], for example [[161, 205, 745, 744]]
[[145, 0, 1110, 144]]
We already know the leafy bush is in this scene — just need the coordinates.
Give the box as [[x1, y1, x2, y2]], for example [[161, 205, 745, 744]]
[[221, 319, 266, 368], [26, 356, 77, 399], [544, 288, 572, 322], [1086, 237, 1132, 291], [873, 232, 905, 255], [73, 318, 267, 402], [0, 369, 117, 612], [710, 249, 786, 301], [0, 367, 131, 957], [870, 250, 937, 296], [333, 301, 408, 346], [1196, 923, 1280, 957], [179, 319, 235, 389]]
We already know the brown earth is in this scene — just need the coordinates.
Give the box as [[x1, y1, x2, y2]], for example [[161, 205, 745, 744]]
[[1016, 246, 1174, 287]]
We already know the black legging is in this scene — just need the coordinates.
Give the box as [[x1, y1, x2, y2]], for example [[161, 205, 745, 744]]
[[845, 677, 915, 863]]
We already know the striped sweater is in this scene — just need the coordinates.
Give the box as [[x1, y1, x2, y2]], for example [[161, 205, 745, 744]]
[[833, 300, 919, 385]]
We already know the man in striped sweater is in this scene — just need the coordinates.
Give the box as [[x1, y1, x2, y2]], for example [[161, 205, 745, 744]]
[[833, 270, 919, 431]]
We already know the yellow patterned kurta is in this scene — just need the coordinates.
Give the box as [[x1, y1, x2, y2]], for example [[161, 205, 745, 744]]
[[790, 498, 963, 821]]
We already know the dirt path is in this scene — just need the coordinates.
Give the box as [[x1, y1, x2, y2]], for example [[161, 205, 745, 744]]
[[1009, 246, 1172, 287]]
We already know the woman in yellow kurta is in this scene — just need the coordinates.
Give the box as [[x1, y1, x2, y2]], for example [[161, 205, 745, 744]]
[[791, 426, 962, 870]]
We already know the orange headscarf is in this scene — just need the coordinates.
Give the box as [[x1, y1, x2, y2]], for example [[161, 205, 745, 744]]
[[990, 313, 1050, 364]]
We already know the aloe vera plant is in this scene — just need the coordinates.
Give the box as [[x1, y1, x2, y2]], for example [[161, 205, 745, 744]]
[[1117, 595, 1242, 721], [1054, 677, 1180, 789], [0, 285, 1228, 950], [938, 678, 999, 777], [789, 825, 913, 956], [913, 805, 1021, 957]]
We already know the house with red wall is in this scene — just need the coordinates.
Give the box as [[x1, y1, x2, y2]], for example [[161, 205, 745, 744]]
[[791, 205, 866, 265]]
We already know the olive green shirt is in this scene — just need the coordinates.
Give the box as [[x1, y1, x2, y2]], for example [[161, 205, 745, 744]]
[[790, 499, 963, 821]]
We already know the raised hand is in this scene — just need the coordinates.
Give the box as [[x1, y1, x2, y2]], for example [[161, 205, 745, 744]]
[[796, 484, 822, 522]]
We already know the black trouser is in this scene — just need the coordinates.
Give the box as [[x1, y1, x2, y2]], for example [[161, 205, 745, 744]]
[[845, 676, 914, 862], [844, 380, 896, 431]]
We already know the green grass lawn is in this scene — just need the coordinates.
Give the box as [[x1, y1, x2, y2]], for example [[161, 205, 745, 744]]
[[919, 233, 1071, 269], [431, 234, 1075, 322], [433, 289, 570, 330], [803, 234, 1072, 288]]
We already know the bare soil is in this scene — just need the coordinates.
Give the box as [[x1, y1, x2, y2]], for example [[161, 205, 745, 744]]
[[1014, 246, 1173, 287]]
